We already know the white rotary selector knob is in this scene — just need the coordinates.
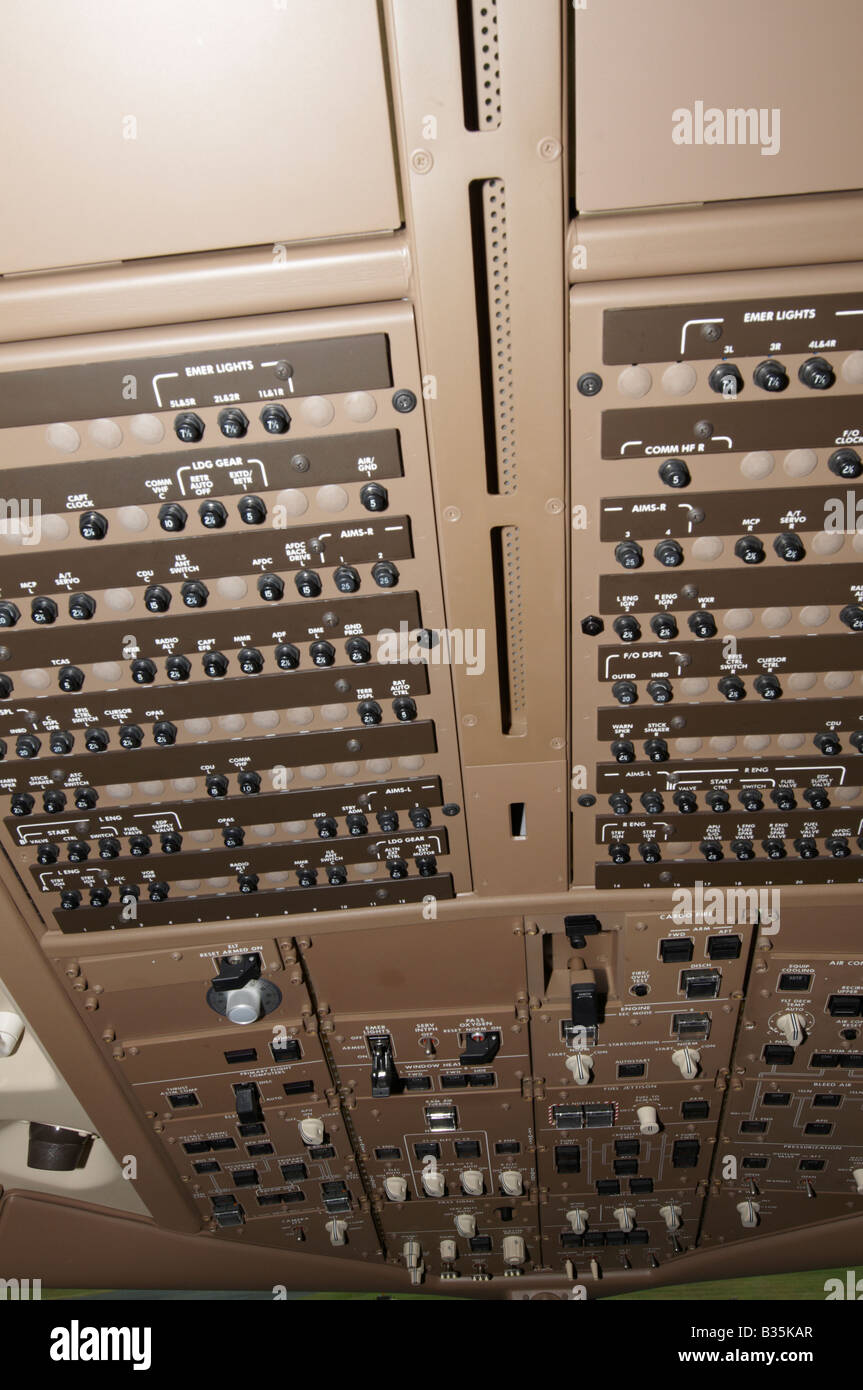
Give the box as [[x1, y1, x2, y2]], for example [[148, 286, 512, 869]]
[[659, 1203, 682, 1230], [500, 1170, 524, 1197], [637, 1105, 660, 1135], [454, 1213, 477, 1237], [565, 1052, 594, 1085], [613, 1205, 636, 1232], [566, 1208, 589, 1234], [776, 1012, 806, 1045], [384, 1175, 408, 1202], [671, 1047, 701, 1079], [298, 1116, 325, 1146], [736, 1199, 760, 1229], [422, 1168, 446, 1197], [325, 1219, 347, 1245], [852, 1168, 863, 1194], [439, 1238, 457, 1261], [460, 1169, 484, 1196]]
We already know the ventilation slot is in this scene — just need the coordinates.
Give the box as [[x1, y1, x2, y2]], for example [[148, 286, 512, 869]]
[[468, 178, 516, 496], [491, 525, 527, 736], [457, 0, 502, 131]]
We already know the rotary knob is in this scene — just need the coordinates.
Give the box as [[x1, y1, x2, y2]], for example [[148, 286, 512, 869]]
[[565, 1053, 593, 1086], [671, 1047, 701, 1079], [460, 1170, 484, 1196], [384, 1176, 409, 1202], [637, 1106, 660, 1135]]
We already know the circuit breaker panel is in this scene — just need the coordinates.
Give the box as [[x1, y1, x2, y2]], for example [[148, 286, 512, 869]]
[[0, 0, 861, 1300]]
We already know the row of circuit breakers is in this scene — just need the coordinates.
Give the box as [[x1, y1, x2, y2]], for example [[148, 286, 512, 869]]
[[2, 267, 863, 1283]]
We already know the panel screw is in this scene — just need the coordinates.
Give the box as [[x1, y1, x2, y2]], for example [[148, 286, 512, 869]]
[[700, 322, 722, 342], [577, 794, 596, 807], [274, 361, 293, 380], [538, 137, 562, 161], [694, 419, 714, 440], [290, 454, 311, 473], [546, 498, 564, 515], [442, 803, 461, 817], [581, 615, 604, 636], [444, 506, 461, 522], [410, 149, 433, 174], [577, 372, 603, 397], [392, 389, 417, 413]]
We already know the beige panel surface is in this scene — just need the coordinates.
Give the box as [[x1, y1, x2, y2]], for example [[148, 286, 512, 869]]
[[0, 0, 399, 274], [575, 0, 863, 212]]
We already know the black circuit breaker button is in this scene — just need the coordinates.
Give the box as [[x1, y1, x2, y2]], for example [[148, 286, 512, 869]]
[[233, 1083, 263, 1125], [570, 979, 602, 1030], [459, 1030, 501, 1066], [681, 1100, 710, 1120], [554, 1145, 581, 1173], [828, 995, 863, 1018], [271, 1037, 302, 1062], [469, 1235, 492, 1254], [706, 935, 742, 960], [672, 1139, 700, 1168], [764, 1044, 795, 1065]]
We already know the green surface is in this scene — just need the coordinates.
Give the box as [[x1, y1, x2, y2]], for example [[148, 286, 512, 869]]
[[605, 1267, 859, 1301]]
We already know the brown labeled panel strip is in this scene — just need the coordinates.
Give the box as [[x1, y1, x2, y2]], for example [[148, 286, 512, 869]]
[[602, 292, 863, 365], [598, 634, 863, 682], [599, 485, 858, 542], [0, 516, 413, 594], [601, 397, 863, 460], [0, 431, 403, 513], [596, 754, 861, 790], [0, 721, 437, 794], [31, 828, 450, 892], [0, 591, 421, 672], [5, 777, 445, 844], [53, 874, 455, 932], [595, 809, 863, 843], [0, 335, 392, 430], [597, 697, 863, 740], [599, 563, 863, 612]]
